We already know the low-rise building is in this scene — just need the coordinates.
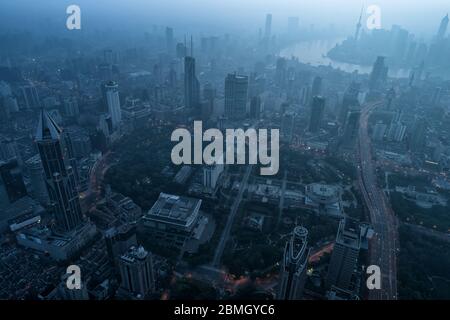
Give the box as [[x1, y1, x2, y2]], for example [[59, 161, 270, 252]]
[[141, 192, 204, 250]]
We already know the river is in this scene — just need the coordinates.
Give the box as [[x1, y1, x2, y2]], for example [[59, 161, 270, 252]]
[[280, 38, 411, 79]]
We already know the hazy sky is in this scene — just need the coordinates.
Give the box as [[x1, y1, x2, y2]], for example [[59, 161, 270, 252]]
[[0, 0, 449, 38]]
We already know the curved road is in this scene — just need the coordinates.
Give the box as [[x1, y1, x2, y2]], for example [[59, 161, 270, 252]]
[[357, 101, 398, 300]]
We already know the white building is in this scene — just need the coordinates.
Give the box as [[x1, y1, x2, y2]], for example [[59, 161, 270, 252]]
[[105, 81, 122, 129], [203, 164, 224, 191]]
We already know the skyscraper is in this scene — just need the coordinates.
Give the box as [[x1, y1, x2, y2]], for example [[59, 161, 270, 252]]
[[369, 56, 388, 91], [372, 121, 387, 141], [118, 245, 155, 299], [165, 26, 174, 54], [339, 82, 360, 124], [225, 73, 249, 120], [25, 154, 49, 205], [20, 82, 40, 109], [436, 14, 449, 40], [203, 164, 224, 191], [35, 110, 83, 232], [275, 58, 287, 87], [277, 226, 310, 300], [264, 14, 272, 39], [250, 96, 261, 119], [308, 96, 325, 133], [409, 118, 427, 153], [0, 159, 27, 205], [343, 106, 361, 143], [281, 111, 295, 143], [311, 76, 322, 97], [184, 56, 201, 114], [105, 81, 122, 130], [326, 218, 361, 291]]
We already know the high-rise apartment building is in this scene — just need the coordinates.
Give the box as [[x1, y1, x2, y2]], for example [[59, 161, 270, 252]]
[[326, 218, 361, 291], [225, 73, 249, 120], [308, 96, 325, 133], [105, 81, 122, 130], [118, 246, 155, 299]]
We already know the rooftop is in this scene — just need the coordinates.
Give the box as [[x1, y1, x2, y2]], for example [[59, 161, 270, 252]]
[[145, 192, 202, 228], [35, 109, 62, 141]]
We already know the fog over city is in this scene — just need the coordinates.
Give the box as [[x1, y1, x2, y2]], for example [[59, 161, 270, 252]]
[[0, 0, 449, 304], [1, 0, 449, 36]]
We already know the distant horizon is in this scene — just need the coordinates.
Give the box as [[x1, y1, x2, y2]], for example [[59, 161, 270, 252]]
[[0, 0, 449, 39]]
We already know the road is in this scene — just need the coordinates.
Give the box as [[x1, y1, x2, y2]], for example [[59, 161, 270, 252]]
[[357, 100, 398, 300], [212, 164, 253, 267], [276, 170, 288, 229], [80, 151, 113, 212]]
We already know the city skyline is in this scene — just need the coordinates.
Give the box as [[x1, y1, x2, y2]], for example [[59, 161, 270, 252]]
[[0, 1, 449, 304]]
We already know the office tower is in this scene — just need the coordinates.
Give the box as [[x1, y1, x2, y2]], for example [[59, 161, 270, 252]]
[[63, 97, 79, 118], [369, 56, 388, 91], [264, 14, 272, 38], [203, 164, 224, 190], [326, 218, 361, 291], [0, 138, 22, 164], [409, 118, 427, 153], [339, 82, 360, 124], [372, 121, 387, 141], [275, 58, 287, 87], [184, 56, 201, 114], [387, 110, 405, 142], [165, 27, 174, 54], [281, 111, 295, 143], [311, 76, 322, 97], [224, 73, 249, 120], [25, 154, 49, 205], [168, 67, 177, 89], [308, 96, 325, 133], [277, 226, 310, 300], [390, 26, 409, 61], [176, 42, 187, 59], [343, 106, 361, 142], [201, 83, 215, 121], [35, 110, 83, 232], [387, 123, 406, 142], [20, 82, 40, 109], [250, 96, 261, 119], [436, 14, 449, 40], [0, 159, 27, 206], [118, 246, 155, 299], [300, 86, 311, 106], [105, 224, 138, 267], [386, 87, 395, 109], [104, 81, 122, 130], [203, 83, 216, 102]]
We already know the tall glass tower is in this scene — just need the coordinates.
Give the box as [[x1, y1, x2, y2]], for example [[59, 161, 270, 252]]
[[35, 110, 83, 232]]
